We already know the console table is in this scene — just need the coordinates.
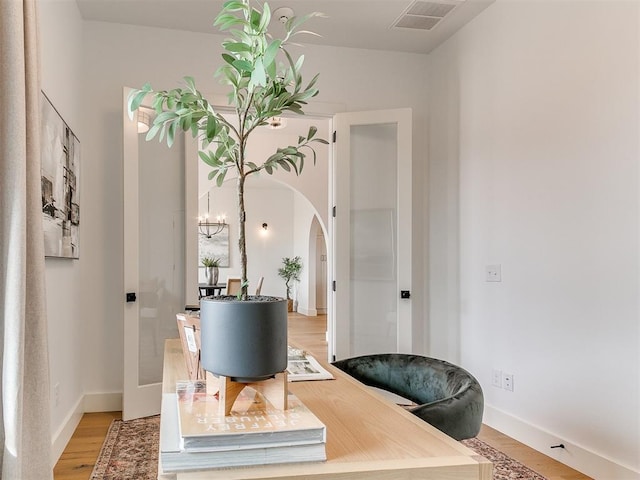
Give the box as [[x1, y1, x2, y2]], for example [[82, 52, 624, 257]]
[[160, 339, 492, 479]]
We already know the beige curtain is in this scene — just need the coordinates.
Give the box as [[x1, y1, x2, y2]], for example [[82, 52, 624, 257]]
[[0, 0, 53, 478]]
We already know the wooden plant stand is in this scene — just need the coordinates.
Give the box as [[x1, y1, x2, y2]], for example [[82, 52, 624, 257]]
[[177, 312, 289, 416], [206, 370, 289, 416]]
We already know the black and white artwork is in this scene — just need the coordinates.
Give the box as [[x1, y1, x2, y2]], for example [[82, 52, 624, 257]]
[[41, 92, 80, 259], [198, 225, 230, 267]]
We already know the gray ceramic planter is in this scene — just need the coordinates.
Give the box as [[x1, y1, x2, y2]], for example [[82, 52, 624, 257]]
[[200, 296, 288, 382]]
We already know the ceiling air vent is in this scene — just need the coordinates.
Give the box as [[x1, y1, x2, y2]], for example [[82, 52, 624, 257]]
[[391, 0, 460, 31]]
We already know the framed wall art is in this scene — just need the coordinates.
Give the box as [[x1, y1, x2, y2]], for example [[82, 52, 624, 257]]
[[198, 225, 230, 268], [40, 91, 80, 259]]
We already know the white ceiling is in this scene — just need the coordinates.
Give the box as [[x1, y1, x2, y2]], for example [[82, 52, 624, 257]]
[[75, 0, 494, 54]]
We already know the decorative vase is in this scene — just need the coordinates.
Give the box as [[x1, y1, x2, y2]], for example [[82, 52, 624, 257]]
[[287, 298, 293, 312], [205, 266, 219, 285], [200, 296, 288, 382]]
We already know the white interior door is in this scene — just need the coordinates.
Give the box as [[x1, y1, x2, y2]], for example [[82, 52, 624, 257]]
[[332, 108, 412, 361], [123, 88, 185, 420]]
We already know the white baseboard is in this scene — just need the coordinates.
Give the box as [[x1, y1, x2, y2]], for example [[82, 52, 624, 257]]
[[51, 392, 123, 467], [296, 307, 317, 316], [84, 391, 123, 412], [51, 396, 84, 467], [484, 405, 640, 480]]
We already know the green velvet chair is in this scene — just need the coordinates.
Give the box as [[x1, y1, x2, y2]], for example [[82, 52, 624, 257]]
[[332, 354, 483, 440]]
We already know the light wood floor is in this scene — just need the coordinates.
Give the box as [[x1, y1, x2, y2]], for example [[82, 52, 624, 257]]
[[54, 313, 591, 480]]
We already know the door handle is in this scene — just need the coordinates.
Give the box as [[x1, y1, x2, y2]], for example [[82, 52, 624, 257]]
[[126, 292, 137, 303]]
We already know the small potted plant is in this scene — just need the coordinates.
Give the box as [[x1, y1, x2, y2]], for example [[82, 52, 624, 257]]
[[278, 256, 302, 312], [201, 256, 220, 286], [128, 0, 326, 382]]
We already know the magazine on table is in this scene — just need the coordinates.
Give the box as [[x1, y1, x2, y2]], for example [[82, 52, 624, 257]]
[[287, 347, 334, 382]]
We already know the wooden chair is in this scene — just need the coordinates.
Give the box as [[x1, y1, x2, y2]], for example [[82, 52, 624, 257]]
[[255, 276, 264, 295], [176, 312, 205, 380], [226, 277, 242, 295]]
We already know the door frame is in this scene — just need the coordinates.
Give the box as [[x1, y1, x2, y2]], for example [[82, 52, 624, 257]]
[[124, 95, 416, 419], [331, 108, 413, 361], [122, 87, 163, 420]]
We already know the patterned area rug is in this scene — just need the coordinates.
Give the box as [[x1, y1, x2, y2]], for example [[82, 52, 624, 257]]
[[91, 416, 547, 480], [462, 437, 547, 480], [90, 416, 160, 480]]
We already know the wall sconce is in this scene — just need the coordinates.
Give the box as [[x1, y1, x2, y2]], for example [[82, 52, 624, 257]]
[[267, 116, 286, 130], [260, 223, 269, 236], [262, 223, 268, 231], [137, 110, 151, 134], [199, 192, 226, 238]]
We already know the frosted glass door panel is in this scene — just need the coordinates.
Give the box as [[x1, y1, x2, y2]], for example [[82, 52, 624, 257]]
[[332, 108, 411, 361], [137, 136, 184, 385], [349, 124, 397, 355]]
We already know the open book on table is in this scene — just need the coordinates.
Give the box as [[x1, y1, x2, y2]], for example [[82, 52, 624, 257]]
[[287, 347, 334, 382]]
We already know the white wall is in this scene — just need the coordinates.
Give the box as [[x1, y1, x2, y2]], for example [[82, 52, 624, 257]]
[[250, 119, 331, 230], [428, 1, 639, 477], [292, 196, 323, 315], [38, 0, 86, 462]]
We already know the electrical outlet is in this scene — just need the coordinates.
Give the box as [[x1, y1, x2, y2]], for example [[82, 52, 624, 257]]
[[54, 383, 60, 406], [486, 264, 502, 282], [503, 373, 514, 391], [491, 369, 502, 388]]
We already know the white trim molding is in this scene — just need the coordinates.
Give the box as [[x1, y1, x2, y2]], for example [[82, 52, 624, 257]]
[[484, 405, 640, 480], [51, 396, 84, 467], [84, 391, 123, 413], [51, 392, 124, 466]]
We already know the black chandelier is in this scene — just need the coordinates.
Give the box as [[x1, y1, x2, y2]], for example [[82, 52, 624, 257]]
[[199, 192, 226, 238]]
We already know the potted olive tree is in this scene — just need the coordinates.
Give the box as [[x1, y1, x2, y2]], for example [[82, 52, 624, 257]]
[[278, 256, 302, 312], [128, 0, 326, 382]]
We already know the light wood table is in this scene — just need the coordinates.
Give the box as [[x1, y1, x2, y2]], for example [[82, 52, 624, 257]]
[[160, 339, 492, 480]]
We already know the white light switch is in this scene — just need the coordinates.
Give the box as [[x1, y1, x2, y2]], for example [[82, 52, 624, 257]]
[[486, 264, 502, 282]]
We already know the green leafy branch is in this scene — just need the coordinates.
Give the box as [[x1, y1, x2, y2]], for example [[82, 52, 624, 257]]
[[127, 0, 326, 299]]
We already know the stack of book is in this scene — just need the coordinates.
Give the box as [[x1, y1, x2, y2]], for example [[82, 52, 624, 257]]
[[160, 380, 327, 472]]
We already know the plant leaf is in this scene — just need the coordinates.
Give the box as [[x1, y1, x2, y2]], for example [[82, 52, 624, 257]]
[[233, 59, 253, 72], [263, 39, 281, 69], [258, 3, 271, 32], [278, 159, 291, 172], [145, 122, 161, 141], [216, 168, 227, 187], [224, 42, 252, 53], [221, 1, 248, 12], [128, 87, 149, 118], [250, 58, 267, 89], [167, 121, 176, 147]]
